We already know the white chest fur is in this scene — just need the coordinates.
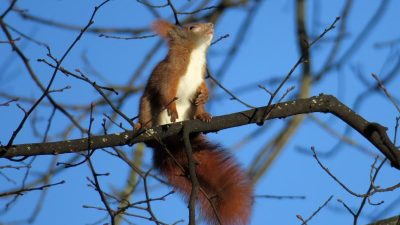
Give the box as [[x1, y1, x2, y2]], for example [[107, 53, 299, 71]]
[[158, 45, 207, 125]]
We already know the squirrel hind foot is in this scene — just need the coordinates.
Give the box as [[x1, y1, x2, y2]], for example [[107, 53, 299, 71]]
[[195, 112, 212, 123]]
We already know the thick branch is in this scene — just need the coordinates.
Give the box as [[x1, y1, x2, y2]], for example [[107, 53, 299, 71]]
[[367, 215, 400, 225], [1, 94, 400, 169]]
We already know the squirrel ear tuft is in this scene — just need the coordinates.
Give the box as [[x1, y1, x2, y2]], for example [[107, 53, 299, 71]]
[[152, 20, 175, 39]]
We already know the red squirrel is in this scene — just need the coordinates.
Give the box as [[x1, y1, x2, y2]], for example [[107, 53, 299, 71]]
[[137, 20, 252, 225]]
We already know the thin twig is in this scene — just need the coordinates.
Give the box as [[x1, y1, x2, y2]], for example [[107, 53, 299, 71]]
[[207, 68, 255, 108], [99, 33, 156, 40], [0, 98, 18, 106], [0, 0, 17, 19], [311, 147, 400, 197], [254, 194, 306, 200], [86, 103, 115, 224], [166, 0, 180, 25], [257, 16, 340, 125], [3, 0, 111, 147], [0, 180, 65, 197], [182, 124, 200, 225], [297, 195, 333, 225], [177, 6, 218, 15], [371, 73, 400, 113]]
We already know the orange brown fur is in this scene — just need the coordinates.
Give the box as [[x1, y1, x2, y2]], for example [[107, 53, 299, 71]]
[[153, 135, 252, 225], [138, 20, 252, 225]]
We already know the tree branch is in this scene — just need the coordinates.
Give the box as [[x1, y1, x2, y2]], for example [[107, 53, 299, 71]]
[[367, 215, 400, 225], [1, 94, 399, 169]]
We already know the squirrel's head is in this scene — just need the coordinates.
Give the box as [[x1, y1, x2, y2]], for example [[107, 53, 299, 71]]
[[152, 20, 214, 49]]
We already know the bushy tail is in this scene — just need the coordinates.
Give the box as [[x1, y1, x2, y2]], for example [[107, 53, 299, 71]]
[[153, 135, 253, 225]]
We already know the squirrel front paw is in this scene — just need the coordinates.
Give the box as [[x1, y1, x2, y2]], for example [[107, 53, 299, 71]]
[[134, 123, 142, 130], [194, 89, 208, 106], [194, 112, 212, 123], [135, 122, 152, 130]]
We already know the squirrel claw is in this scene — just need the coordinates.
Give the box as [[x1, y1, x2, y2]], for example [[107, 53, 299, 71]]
[[195, 113, 212, 123], [167, 107, 179, 123], [170, 115, 178, 123], [195, 90, 208, 106], [134, 123, 142, 130]]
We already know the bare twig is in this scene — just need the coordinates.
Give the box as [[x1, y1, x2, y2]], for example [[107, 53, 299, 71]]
[[2, 0, 111, 147], [182, 124, 200, 225], [257, 16, 340, 125], [1, 0, 17, 19], [0, 180, 65, 197], [86, 103, 115, 224], [207, 68, 255, 108], [0, 98, 18, 106], [99, 33, 156, 40], [211, 34, 229, 45], [352, 158, 387, 224], [177, 6, 218, 15], [254, 194, 306, 200], [371, 73, 400, 113], [166, 0, 180, 25], [297, 195, 333, 225], [311, 147, 400, 197], [135, 0, 168, 8]]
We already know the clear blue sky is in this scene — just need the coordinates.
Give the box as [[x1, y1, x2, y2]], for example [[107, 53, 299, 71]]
[[1, 0, 400, 225]]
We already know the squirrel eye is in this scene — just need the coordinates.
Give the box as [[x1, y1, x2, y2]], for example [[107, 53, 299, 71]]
[[189, 25, 196, 30]]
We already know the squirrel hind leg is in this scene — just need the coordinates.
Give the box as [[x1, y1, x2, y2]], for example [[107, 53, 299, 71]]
[[193, 105, 212, 122], [138, 95, 153, 128]]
